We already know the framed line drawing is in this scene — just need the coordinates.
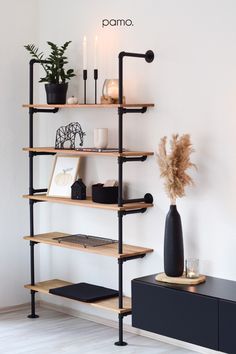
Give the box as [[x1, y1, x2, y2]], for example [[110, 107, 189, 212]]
[[47, 155, 80, 198]]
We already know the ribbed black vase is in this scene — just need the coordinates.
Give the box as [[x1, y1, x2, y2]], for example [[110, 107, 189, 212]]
[[164, 205, 184, 277], [45, 83, 68, 104]]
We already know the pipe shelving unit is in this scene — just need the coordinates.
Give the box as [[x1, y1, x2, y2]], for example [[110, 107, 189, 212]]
[[23, 50, 155, 346]]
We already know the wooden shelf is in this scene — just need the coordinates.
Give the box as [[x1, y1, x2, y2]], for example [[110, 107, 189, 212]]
[[24, 279, 131, 314], [23, 147, 154, 157], [23, 194, 153, 211], [23, 232, 153, 259], [23, 103, 154, 109]]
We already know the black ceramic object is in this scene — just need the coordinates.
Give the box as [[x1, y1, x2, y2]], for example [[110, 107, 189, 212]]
[[71, 179, 86, 200], [92, 184, 118, 204], [45, 82, 68, 104], [164, 205, 184, 277]]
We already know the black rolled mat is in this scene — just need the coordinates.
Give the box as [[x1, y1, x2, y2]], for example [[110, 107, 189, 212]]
[[49, 282, 119, 302]]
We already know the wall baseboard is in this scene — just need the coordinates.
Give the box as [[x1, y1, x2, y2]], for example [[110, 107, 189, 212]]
[[39, 300, 221, 354], [0, 302, 33, 314]]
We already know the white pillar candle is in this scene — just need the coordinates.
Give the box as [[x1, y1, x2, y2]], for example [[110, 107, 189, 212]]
[[83, 36, 87, 70], [94, 128, 108, 149], [94, 35, 98, 69]]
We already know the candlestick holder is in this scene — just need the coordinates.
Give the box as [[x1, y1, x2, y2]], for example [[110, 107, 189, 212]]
[[94, 69, 98, 104], [83, 69, 87, 104]]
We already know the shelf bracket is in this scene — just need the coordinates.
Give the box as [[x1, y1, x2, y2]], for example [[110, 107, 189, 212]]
[[30, 240, 39, 246], [32, 107, 59, 114], [29, 199, 45, 205], [122, 208, 147, 216], [119, 254, 146, 262], [118, 106, 147, 115], [32, 188, 48, 194], [123, 193, 153, 205], [121, 311, 132, 317], [29, 151, 56, 157], [120, 156, 147, 163]]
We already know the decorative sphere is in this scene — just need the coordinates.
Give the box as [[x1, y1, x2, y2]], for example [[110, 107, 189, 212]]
[[67, 96, 78, 104]]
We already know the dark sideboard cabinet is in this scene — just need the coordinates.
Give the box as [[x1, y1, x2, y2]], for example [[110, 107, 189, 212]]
[[132, 274, 236, 354]]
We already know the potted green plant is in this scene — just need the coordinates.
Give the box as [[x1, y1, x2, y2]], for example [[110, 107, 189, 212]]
[[24, 41, 75, 104]]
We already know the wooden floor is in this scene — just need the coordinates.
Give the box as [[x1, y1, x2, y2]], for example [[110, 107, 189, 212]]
[[0, 307, 197, 354]]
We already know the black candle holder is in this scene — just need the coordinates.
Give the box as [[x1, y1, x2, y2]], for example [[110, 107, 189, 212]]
[[94, 69, 98, 104], [83, 69, 87, 104]]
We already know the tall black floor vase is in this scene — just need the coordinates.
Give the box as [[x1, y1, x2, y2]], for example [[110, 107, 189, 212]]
[[164, 205, 184, 277]]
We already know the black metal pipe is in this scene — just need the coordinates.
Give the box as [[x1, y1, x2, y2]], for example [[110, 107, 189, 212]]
[[118, 211, 123, 254], [115, 49, 154, 346], [123, 193, 153, 205], [119, 50, 154, 63], [118, 118, 123, 205], [118, 259, 123, 309], [118, 110, 123, 155], [118, 157, 123, 207], [118, 54, 123, 105], [27, 290, 39, 319], [29, 60, 35, 105], [114, 314, 127, 346], [29, 110, 34, 195], [29, 153, 33, 196], [29, 201, 34, 236], [118, 54, 124, 209], [28, 60, 39, 319], [30, 241, 35, 284], [29, 62, 34, 194]]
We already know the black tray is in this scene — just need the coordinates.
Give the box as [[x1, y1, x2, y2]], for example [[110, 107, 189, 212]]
[[92, 183, 118, 204], [49, 282, 119, 302], [53, 234, 117, 248]]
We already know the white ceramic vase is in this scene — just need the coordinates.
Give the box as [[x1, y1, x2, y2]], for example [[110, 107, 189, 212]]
[[94, 128, 108, 149]]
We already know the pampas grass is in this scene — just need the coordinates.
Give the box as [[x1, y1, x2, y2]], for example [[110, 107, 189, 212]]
[[157, 134, 196, 204]]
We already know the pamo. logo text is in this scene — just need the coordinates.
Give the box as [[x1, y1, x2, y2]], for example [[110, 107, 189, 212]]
[[102, 18, 134, 28]]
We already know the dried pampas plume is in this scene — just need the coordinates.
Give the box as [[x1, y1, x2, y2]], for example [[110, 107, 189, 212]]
[[157, 134, 196, 204]]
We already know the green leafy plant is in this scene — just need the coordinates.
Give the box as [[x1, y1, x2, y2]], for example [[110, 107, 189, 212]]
[[24, 41, 75, 84]]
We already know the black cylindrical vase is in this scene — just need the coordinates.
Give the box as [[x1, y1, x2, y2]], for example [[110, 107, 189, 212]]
[[164, 205, 184, 277]]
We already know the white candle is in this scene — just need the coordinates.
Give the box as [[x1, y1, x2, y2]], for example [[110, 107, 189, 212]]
[[187, 271, 196, 278], [107, 86, 118, 99], [83, 36, 87, 70], [94, 35, 98, 69]]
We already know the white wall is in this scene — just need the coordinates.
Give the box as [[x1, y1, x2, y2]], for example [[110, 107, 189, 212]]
[[33, 0, 236, 324], [2, 0, 236, 327], [0, 0, 38, 308]]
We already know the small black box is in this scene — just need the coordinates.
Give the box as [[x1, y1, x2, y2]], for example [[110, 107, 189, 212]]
[[71, 178, 86, 200], [92, 183, 118, 204]]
